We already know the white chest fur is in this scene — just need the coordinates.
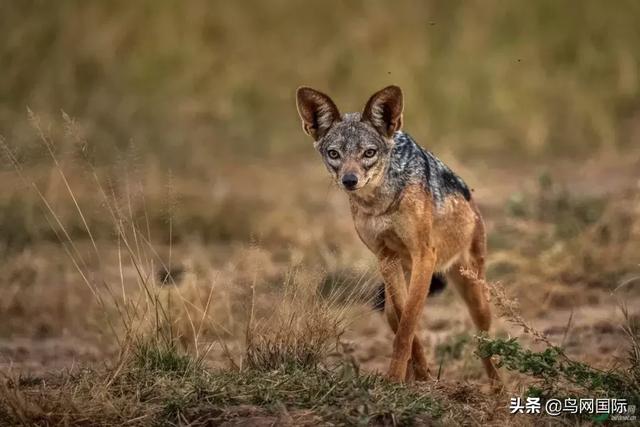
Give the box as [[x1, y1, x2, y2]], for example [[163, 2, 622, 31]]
[[352, 211, 394, 251]]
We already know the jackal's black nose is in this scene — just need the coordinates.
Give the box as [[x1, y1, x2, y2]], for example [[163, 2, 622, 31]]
[[342, 174, 358, 189]]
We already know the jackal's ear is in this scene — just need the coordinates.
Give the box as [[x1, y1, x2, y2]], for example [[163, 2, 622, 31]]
[[362, 85, 403, 138], [296, 87, 341, 140]]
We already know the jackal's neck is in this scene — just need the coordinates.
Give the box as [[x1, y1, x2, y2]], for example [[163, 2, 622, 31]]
[[347, 177, 404, 216]]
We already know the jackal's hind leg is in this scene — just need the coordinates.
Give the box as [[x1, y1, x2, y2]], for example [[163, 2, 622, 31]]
[[447, 262, 500, 384]]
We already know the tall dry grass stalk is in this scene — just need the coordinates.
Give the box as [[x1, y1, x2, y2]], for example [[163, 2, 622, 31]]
[[460, 267, 553, 346], [1, 113, 233, 368]]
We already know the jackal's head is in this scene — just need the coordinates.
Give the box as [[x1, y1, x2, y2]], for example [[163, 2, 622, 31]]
[[296, 86, 403, 193]]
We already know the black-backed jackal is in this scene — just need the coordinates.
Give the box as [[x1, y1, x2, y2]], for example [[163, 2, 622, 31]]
[[296, 85, 500, 385]]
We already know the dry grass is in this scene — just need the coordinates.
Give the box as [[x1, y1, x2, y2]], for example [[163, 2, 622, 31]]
[[0, 143, 432, 424], [2, 2, 640, 425], [0, 112, 637, 424]]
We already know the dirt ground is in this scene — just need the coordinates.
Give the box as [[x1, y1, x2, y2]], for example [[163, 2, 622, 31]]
[[2, 153, 638, 403]]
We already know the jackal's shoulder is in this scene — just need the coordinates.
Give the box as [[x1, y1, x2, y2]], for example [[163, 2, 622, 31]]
[[390, 132, 471, 205]]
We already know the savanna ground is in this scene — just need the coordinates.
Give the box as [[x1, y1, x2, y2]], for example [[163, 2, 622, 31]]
[[1, 2, 640, 425]]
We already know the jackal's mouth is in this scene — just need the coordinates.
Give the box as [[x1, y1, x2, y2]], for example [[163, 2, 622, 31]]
[[342, 177, 370, 192]]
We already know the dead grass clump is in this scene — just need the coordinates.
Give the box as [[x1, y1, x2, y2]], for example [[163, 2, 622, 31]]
[[244, 270, 371, 371]]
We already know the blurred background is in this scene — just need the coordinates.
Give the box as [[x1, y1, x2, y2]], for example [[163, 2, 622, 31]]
[[3, 0, 640, 164], [0, 0, 639, 388]]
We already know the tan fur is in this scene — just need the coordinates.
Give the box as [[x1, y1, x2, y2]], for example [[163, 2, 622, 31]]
[[350, 184, 500, 384]]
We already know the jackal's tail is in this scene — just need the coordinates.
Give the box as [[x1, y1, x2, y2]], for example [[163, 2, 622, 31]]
[[372, 273, 447, 312]]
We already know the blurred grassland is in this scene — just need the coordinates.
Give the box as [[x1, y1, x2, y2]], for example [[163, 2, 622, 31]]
[[2, 0, 640, 171], [1, 6, 640, 422]]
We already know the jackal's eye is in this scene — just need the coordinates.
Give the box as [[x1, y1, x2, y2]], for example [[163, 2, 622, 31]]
[[327, 149, 340, 159], [363, 148, 377, 158]]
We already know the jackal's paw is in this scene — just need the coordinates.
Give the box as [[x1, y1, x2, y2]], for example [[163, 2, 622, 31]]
[[386, 360, 408, 382], [413, 366, 431, 382]]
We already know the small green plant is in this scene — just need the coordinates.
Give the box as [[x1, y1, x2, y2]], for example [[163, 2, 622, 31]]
[[477, 337, 640, 406], [132, 340, 196, 377]]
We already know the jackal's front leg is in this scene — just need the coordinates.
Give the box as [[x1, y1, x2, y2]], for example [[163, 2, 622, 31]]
[[387, 246, 436, 382]]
